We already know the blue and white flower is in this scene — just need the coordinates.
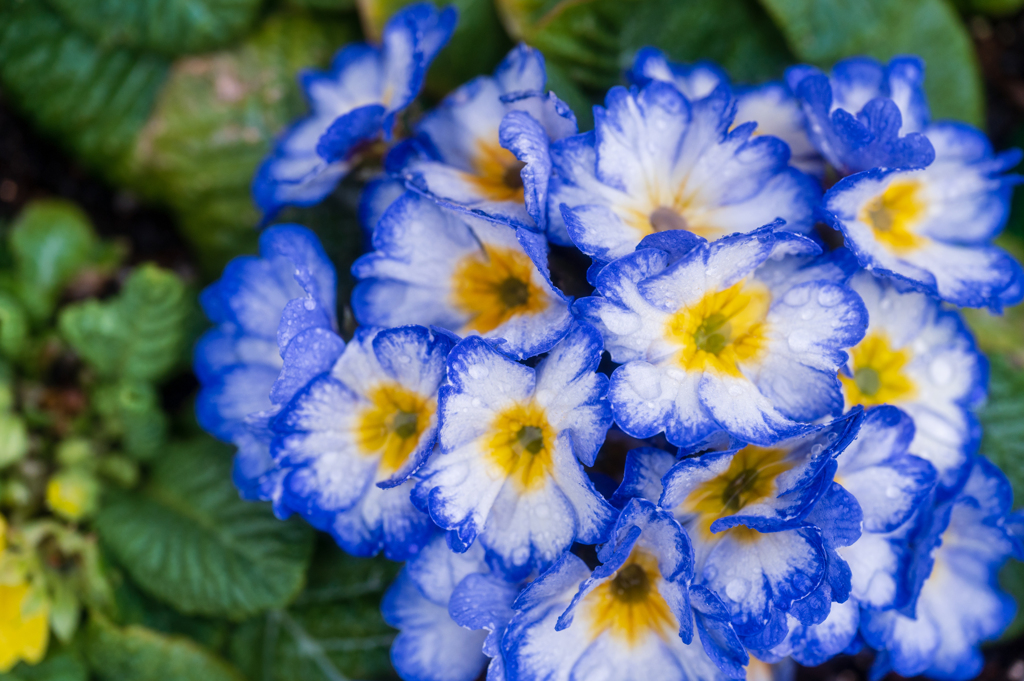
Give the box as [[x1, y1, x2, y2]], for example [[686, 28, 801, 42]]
[[547, 78, 818, 262], [383, 534, 506, 681], [352, 191, 573, 360], [786, 56, 935, 176], [271, 325, 451, 560], [503, 498, 746, 681], [628, 48, 823, 177], [195, 224, 338, 510], [839, 272, 985, 490], [394, 44, 577, 235], [824, 125, 1024, 310], [763, 406, 937, 665], [860, 456, 1020, 681], [252, 3, 456, 219], [414, 324, 616, 579], [577, 228, 867, 447], [616, 411, 862, 645]]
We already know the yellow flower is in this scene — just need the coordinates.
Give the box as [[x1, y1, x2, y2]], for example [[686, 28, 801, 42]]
[[46, 471, 98, 522], [0, 581, 49, 672]]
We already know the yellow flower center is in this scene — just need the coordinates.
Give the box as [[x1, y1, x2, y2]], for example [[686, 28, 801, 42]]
[[681, 446, 794, 542], [665, 280, 771, 377], [463, 138, 527, 203], [839, 332, 917, 407], [485, 402, 555, 492], [859, 179, 927, 254], [355, 383, 434, 475], [451, 245, 549, 334], [583, 548, 678, 646], [0, 582, 49, 673]]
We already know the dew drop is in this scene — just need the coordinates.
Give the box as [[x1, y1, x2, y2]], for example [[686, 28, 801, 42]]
[[817, 287, 843, 307], [725, 578, 749, 600], [303, 298, 316, 311], [471, 398, 483, 408], [512, 547, 530, 565], [468, 364, 489, 380], [788, 330, 811, 352], [885, 485, 901, 499], [398, 354, 413, 364], [534, 504, 550, 518], [784, 286, 810, 307]]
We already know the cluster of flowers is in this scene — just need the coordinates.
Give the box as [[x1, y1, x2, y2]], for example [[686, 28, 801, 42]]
[[196, 5, 1024, 680]]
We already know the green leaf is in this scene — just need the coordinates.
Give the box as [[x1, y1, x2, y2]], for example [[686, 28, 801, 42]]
[[0, 0, 168, 174], [45, 0, 263, 56], [999, 558, 1024, 640], [84, 617, 244, 681], [0, 291, 28, 358], [980, 354, 1024, 510], [93, 381, 169, 461], [126, 12, 359, 272], [59, 264, 189, 382], [229, 539, 400, 681], [95, 439, 315, 620], [0, 651, 88, 681], [8, 200, 98, 321], [756, 0, 984, 126]]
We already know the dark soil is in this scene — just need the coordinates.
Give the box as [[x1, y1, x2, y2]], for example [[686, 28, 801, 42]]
[[1, 11, 1023, 679]]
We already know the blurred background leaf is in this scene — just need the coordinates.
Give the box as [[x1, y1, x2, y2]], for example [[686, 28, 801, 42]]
[[95, 439, 315, 620]]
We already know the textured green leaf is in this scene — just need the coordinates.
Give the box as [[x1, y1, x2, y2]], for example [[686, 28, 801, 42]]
[[45, 0, 262, 55], [497, 0, 793, 97], [980, 354, 1024, 510], [0, 0, 168, 174], [59, 264, 189, 382], [359, 0, 513, 96], [0, 651, 88, 681], [126, 12, 359, 271], [96, 439, 314, 619], [93, 381, 169, 461], [757, 0, 984, 126], [84, 617, 244, 681], [8, 200, 98, 321], [229, 539, 399, 681], [0, 291, 29, 358]]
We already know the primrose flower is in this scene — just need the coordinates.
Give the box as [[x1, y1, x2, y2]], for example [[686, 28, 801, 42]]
[[786, 56, 935, 176], [616, 411, 861, 645], [840, 272, 985, 489], [195, 225, 338, 510], [824, 125, 1024, 310], [503, 499, 746, 681], [414, 324, 616, 579], [352, 191, 573, 359], [762, 406, 937, 665], [252, 3, 456, 219], [0, 581, 48, 673], [271, 325, 450, 560], [548, 79, 818, 263], [577, 228, 867, 447], [394, 44, 577, 235], [384, 534, 518, 681], [860, 457, 1020, 681], [628, 48, 823, 177]]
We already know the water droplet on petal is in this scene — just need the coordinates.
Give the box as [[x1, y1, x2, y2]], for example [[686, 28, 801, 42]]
[[817, 287, 843, 307], [784, 287, 811, 307], [303, 298, 316, 311], [471, 398, 483, 408], [399, 354, 413, 364], [725, 578, 750, 600], [929, 358, 953, 385], [886, 485, 901, 499], [468, 364, 489, 380]]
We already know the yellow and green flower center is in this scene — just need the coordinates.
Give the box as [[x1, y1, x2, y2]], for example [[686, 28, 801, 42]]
[[355, 383, 434, 474], [665, 280, 771, 377], [0, 581, 49, 673], [486, 402, 555, 492], [451, 245, 549, 334], [681, 446, 794, 542], [584, 548, 677, 646], [859, 179, 927, 254], [839, 332, 916, 408], [464, 138, 527, 203]]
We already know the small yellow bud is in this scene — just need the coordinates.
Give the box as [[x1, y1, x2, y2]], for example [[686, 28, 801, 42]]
[[0, 581, 49, 672], [45, 471, 98, 522]]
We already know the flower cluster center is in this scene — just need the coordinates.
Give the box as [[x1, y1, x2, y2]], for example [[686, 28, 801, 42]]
[[486, 402, 555, 491], [860, 179, 926, 254], [648, 206, 688, 233], [665, 280, 771, 377], [839, 332, 916, 407], [356, 383, 434, 473], [585, 549, 676, 646], [452, 245, 548, 334], [466, 139, 527, 202]]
